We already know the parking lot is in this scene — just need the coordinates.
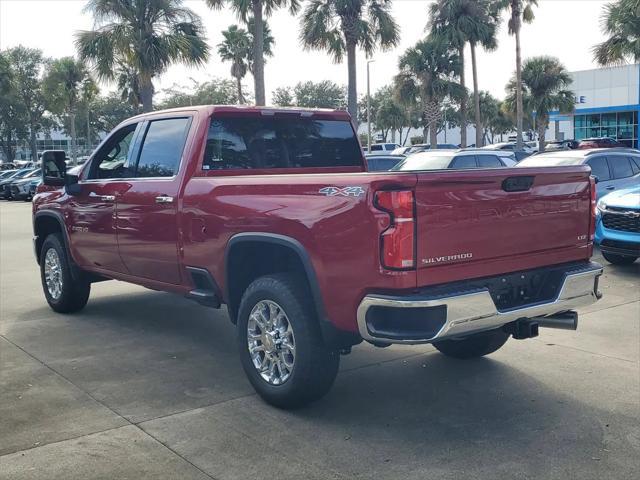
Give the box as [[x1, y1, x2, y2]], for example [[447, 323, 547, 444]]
[[0, 199, 638, 479]]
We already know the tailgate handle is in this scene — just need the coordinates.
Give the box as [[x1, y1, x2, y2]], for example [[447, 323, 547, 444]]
[[502, 176, 534, 192]]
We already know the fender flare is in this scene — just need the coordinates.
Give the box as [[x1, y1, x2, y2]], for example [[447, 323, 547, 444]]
[[225, 232, 326, 321], [33, 211, 71, 265], [224, 233, 360, 349]]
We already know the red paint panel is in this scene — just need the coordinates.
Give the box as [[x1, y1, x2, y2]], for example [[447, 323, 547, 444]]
[[414, 166, 592, 286]]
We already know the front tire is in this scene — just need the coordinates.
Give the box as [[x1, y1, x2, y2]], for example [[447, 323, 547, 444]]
[[433, 328, 509, 359], [602, 251, 637, 265], [40, 233, 91, 313], [237, 274, 339, 409]]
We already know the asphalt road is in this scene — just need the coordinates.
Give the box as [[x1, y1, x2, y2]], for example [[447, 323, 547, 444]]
[[1, 200, 639, 480]]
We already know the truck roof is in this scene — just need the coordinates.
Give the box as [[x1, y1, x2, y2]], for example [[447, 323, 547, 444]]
[[128, 105, 352, 122]]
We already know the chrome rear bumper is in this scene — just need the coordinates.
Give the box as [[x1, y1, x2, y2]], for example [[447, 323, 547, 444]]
[[357, 262, 603, 345]]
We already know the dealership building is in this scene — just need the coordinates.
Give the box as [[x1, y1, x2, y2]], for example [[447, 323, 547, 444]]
[[550, 63, 639, 148]]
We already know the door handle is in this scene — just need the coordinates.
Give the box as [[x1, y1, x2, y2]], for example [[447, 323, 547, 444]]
[[605, 186, 615, 190], [155, 195, 174, 204], [88, 192, 116, 202]]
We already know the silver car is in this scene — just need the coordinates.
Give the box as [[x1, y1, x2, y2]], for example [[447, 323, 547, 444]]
[[516, 148, 640, 199], [391, 149, 516, 171]]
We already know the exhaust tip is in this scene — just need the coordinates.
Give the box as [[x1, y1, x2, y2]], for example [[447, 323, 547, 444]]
[[538, 311, 578, 331]]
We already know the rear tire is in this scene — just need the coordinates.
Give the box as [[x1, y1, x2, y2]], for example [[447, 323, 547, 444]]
[[237, 274, 340, 409], [40, 233, 91, 313], [433, 328, 509, 359], [602, 252, 637, 265]]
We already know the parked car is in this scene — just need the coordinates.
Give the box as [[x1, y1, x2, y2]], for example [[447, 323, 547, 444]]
[[406, 143, 458, 154], [482, 142, 534, 153], [366, 142, 400, 155], [481, 142, 534, 161], [392, 149, 516, 171], [0, 169, 17, 179], [6, 169, 40, 200], [33, 105, 602, 408], [595, 185, 640, 265], [525, 141, 539, 153], [578, 137, 626, 149], [390, 146, 412, 156], [11, 174, 43, 201], [28, 178, 43, 201], [0, 168, 37, 199], [516, 148, 640, 199], [545, 139, 579, 151], [365, 154, 403, 171]]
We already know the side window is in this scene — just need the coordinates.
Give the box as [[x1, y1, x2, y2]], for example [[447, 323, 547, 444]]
[[135, 118, 190, 178], [608, 156, 633, 179], [450, 155, 477, 169], [477, 154, 503, 168], [90, 124, 138, 180], [371, 145, 383, 151], [586, 156, 611, 181], [630, 156, 640, 175]]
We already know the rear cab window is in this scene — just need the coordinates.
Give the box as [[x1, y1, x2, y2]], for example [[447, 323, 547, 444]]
[[203, 114, 363, 172]]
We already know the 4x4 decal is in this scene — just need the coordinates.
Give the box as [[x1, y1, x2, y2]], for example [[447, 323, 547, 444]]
[[319, 186, 365, 197]]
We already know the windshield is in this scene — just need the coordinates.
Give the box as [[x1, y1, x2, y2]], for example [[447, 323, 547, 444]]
[[391, 153, 453, 171], [516, 155, 582, 167]]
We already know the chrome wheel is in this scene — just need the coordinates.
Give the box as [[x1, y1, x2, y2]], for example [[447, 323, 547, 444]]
[[247, 300, 296, 386], [44, 248, 63, 300]]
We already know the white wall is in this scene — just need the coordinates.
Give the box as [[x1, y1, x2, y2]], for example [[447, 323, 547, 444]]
[[571, 64, 639, 109]]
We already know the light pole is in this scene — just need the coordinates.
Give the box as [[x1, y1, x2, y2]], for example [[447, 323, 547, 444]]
[[366, 59, 375, 153]]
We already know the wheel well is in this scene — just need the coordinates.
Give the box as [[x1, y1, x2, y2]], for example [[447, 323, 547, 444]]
[[34, 215, 64, 263], [226, 241, 313, 324]]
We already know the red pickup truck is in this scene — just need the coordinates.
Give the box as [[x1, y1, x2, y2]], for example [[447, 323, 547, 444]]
[[33, 106, 603, 408]]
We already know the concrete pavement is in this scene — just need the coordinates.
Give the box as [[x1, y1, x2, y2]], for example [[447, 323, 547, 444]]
[[1, 201, 638, 479]]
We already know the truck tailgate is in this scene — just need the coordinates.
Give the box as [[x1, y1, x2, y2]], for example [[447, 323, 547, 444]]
[[414, 166, 593, 286]]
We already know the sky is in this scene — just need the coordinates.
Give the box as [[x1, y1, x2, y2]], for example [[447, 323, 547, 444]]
[[0, 0, 612, 103]]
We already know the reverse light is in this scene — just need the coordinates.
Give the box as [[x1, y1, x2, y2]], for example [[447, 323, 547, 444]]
[[375, 190, 416, 270]]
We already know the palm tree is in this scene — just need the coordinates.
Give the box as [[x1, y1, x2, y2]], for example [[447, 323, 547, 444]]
[[207, 0, 299, 106], [218, 26, 252, 104], [43, 57, 97, 163], [394, 35, 463, 146], [498, 0, 537, 150], [593, 0, 640, 65], [115, 63, 143, 113], [429, 0, 499, 147], [300, 0, 400, 125], [505, 56, 574, 153], [76, 0, 209, 113]]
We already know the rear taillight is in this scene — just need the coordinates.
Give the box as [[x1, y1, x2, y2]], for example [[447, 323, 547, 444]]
[[375, 190, 416, 270], [588, 176, 597, 254]]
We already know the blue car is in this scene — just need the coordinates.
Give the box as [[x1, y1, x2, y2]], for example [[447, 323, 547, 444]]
[[595, 185, 640, 265]]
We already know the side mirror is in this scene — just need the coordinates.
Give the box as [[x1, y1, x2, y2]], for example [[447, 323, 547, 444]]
[[42, 150, 67, 186]]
